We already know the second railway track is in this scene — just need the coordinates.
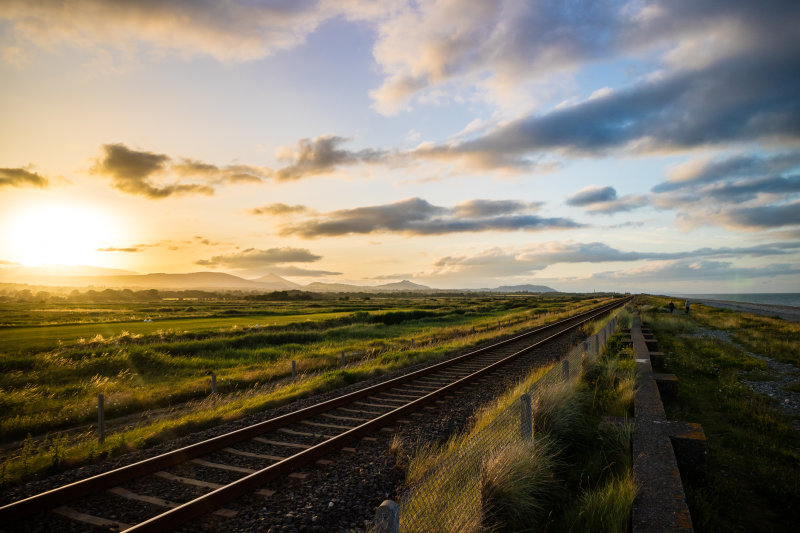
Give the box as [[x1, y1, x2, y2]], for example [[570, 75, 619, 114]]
[[0, 297, 630, 532]]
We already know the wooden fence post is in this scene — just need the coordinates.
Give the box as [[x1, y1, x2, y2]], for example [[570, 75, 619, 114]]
[[520, 393, 532, 441]]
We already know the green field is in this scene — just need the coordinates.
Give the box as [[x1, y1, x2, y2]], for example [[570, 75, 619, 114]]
[[0, 293, 609, 441], [0, 290, 616, 487], [0, 311, 352, 352]]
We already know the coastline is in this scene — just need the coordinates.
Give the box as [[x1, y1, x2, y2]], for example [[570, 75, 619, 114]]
[[691, 298, 800, 323]]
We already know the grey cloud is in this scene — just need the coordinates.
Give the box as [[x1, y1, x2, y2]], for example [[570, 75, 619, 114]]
[[589, 260, 800, 283], [0, 167, 48, 188], [173, 159, 270, 184], [566, 185, 648, 214], [371, 1, 800, 113], [651, 151, 800, 230], [248, 203, 311, 216], [195, 247, 322, 270], [93, 143, 273, 198], [437, 49, 800, 164], [453, 199, 539, 218], [93, 143, 213, 199], [431, 241, 800, 278], [0, 1, 391, 62], [701, 175, 800, 203], [654, 151, 800, 192], [278, 197, 582, 238], [720, 201, 800, 230], [275, 136, 388, 181], [566, 186, 617, 206]]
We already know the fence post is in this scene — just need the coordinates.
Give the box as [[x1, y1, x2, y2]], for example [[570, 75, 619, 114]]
[[562, 359, 570, 381], [341, 350, 346, 367], [291, 360, 296, 379], [410, 338, 415, 348], [520, 393, 532, 441], [373, 500, 400, 533], [433, 334, 437, 343], [97, 393, 105, 444], [211, 372, 217, 394], [594, 335, 600, 356]]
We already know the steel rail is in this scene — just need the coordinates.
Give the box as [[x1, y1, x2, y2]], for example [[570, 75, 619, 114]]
[[128, 297, 629, 531], [0, 297, 629, 526]]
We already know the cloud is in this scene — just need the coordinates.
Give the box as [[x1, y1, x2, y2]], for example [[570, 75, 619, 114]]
[[172, 159, 270, 184], [278, 197, 582, 238], [97, 246, 141, 252], [195, 247, 323, 270], [718, 201, 800, 230], [0, 0, 393, 63], [274, 136, 388, 180], [588, 259, 800, 284], [566, 186, 617, 206], [93, 143, 213, 198], [426, 241, 800, 278], [369, 1, 800, 114], [0, 259, 23, 266], [655, 151, 800, 192], [0, 167, 48, 188], [92, 143, 271, 198], [453, 199, 540, 218], [566, 185, 648, 214], [651, 150, 800, 231], [248, 203, 311, 216]]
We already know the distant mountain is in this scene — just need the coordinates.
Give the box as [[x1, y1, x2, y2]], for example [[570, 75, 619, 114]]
[[303, 282, 366, 293], [251, 273, 301, 290], [303, 280, 432, 293], [483, 284, 557, 293], [375, 280, 432, 291], [0, 264, 555, 293]]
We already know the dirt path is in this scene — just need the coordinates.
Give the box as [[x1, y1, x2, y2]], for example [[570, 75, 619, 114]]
[[693, 299, 800, 322]]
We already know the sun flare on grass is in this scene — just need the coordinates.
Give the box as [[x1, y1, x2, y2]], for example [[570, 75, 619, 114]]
[[4, 204, 121, 266]]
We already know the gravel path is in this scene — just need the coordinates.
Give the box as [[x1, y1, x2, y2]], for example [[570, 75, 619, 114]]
[[692, 299, 800, 323], [691, 328, 800, 433], [1, 325, 585, 532]]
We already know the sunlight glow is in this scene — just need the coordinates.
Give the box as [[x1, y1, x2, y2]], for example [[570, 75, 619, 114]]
[[4, 204, 121, 266]]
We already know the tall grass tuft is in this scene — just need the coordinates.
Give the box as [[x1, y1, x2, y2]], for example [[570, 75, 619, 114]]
[[481, 438, 559, 532]]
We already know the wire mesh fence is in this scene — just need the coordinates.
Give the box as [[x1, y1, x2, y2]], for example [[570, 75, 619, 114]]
[[390, 315, 620, 533]]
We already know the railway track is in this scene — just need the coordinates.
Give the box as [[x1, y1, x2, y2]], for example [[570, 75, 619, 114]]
[[0, 297, 630, 532]]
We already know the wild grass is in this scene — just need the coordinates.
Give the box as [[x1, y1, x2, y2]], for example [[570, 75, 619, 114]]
[[398, 315, 637, 532], [639, 295, 800, 532], [0, 294, 614, 488]]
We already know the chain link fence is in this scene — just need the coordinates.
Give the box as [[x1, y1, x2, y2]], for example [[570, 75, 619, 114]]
[[385, 314, 620, 533]]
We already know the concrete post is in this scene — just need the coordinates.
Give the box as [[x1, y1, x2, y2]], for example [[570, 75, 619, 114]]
[[373, 500, 399, 533], [341, 350, 346, 367], [211, 372, 217, 394], [97, 393, 105, 444], [562, 359, 570, 381], [291, 360, 296, 379], [520, 393, 532, 441]]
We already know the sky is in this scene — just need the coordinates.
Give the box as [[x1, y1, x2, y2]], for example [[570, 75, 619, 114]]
[[1, 0, 799, 293]]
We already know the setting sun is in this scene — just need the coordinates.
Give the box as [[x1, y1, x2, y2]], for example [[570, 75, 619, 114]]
[[3, 204, 120, 266]]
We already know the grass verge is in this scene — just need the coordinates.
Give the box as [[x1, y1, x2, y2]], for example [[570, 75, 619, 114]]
[[639, 295, 800, 532], [395, 316, 637, 532]]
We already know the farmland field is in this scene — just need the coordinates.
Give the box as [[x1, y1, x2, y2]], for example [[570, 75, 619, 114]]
[[0, 290, 614, 485]]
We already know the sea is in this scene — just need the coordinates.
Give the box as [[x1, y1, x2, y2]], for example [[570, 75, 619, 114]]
[[672, 293, 800, 308]]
